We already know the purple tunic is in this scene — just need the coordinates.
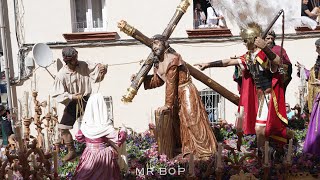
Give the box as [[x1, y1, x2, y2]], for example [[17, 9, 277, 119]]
[[73, 130, 126, 180], [303, 68, 320, 156]]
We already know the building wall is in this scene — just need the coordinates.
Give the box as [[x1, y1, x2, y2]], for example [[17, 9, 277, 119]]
[[16, 0, 301, 44], [22, 0, 72, 43]]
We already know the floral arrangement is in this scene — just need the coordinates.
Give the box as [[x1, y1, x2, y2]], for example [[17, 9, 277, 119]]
[[55, 122, 319, 179]]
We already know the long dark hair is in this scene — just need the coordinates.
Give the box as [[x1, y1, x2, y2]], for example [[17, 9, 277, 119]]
[[152, 34, 176, 53]]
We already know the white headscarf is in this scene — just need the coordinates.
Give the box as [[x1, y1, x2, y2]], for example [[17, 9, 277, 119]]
[[80, 93, 115, 139]]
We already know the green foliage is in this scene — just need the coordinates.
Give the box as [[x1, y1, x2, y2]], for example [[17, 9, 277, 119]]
[[58, 141, 85, 179], [58, 158, 79, 179], [213, 124, 237, 142], [288, 118, 306, 130], [294, 128, 307, 143]]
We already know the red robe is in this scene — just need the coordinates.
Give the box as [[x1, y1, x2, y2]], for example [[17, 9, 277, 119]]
[[239, 50, 288, 143]]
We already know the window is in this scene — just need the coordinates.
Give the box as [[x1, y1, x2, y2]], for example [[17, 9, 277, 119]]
[[71, 0, 107, 32], [193, 0, 227, 29], [299, 0, 320, 32], [104, 96, 114, 124], [200, 88, 225, 125], [187, 0, 232, 38]]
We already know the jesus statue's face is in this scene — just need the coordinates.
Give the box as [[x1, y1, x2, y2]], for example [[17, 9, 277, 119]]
[[152, 40, 166, 57]]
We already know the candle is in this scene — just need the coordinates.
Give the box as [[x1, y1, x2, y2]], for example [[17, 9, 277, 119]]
[[31, 153, 36, 168], [54, 125, 60, 143], [18, 101, 24, 139], [264, 141, 269, 165], [189, 153, 195, 177], [217, 143, 222, 168], [30, 79, 33, 92], [7, 169, 13, 180], [236, 106, 244, 131], [14, 126, 24, 152], [287, 139, 293, 163], [218, 102, 221, 119], [44, 130, 49, 152], [1, 148, 5, 161], [24, 91, 29, 118], [54, 99, 57, 113], [48, 95, 51, 113], [34, 71, 37, 91], [151, 108, 155, 124], [53, 150, 58, 174], [17, 100, 21, 121]]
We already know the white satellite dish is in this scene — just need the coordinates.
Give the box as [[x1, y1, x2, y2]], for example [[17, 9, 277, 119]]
[[32, 43, 53, 68], [32, 43, 55, 79]]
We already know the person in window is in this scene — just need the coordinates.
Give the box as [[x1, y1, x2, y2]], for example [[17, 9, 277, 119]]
[[206, 3, 227, 28], [132, 34, 218, 159], [52, 47, 107, 162], [194, 2, 206, 29], [301, 0, 319, 29], [302, 0, 320, 20], [195, 23, 291, 149], [73, 93, 127, 179], [0, 105, 14, 147], [297, 38, 320, 156]]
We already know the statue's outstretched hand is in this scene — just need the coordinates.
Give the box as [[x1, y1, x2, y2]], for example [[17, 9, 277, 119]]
[[156, 105, 170, 114], [98, 64, 108, 75], [194, 63, 208, 71]]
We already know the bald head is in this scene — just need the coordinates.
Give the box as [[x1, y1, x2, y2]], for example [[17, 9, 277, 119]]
[[62, 47, 78, 63]]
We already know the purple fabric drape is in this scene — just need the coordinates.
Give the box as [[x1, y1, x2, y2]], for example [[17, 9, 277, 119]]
[[303, 93, 320, 155]]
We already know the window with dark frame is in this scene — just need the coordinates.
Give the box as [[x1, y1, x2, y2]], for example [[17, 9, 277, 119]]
[[71, 0, 106, 33], [200, 88, 225, 125]]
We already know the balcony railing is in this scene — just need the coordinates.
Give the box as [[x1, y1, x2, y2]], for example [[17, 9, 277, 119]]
[[72, 19, 104, 32]]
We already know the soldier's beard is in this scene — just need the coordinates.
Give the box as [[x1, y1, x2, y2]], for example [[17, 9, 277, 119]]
[[267, 41, 275, 49]]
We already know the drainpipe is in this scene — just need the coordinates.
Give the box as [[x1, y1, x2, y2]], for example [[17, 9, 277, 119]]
[[0, 0, 14, 123]]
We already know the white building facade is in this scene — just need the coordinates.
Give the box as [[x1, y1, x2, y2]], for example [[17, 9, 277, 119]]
[[2, 0, 319, 134]]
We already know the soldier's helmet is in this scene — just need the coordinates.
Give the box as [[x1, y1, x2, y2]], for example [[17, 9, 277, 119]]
[[240, 22, 262, 48]]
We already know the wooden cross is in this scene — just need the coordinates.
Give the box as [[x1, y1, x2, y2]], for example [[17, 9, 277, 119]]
[[118, 0, 239, 105]]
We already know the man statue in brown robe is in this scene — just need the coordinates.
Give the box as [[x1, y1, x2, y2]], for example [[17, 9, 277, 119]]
[[138, 35, 217, 159]]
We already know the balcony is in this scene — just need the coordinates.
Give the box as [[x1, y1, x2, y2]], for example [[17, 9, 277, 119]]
[[63, 21, 118, 42]]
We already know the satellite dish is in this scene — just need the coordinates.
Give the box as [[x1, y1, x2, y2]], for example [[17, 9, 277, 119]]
[[32, 43, 55, 79], [32, 43, 53, 68]]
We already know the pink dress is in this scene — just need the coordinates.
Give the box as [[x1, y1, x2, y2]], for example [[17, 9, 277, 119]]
[[73, 130, 126, 180]]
